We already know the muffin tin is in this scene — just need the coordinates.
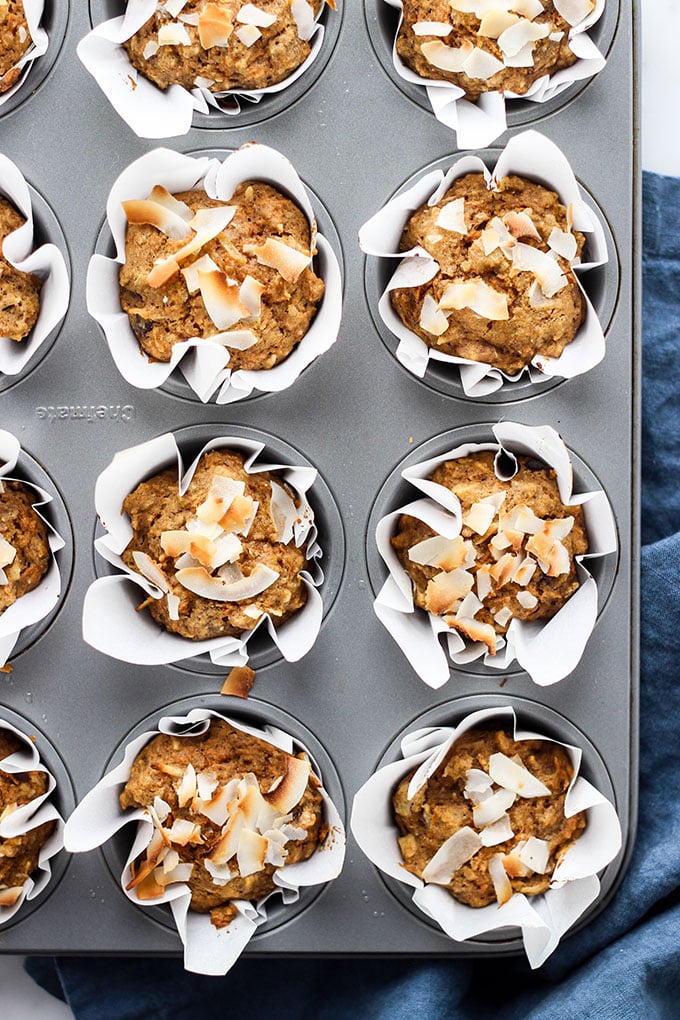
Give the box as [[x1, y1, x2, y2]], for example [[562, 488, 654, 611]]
[[0, 2, 638, 960]]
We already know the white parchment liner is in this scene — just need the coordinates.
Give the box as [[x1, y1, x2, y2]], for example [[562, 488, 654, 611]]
[[77, 0, 331, 138], [0, 430, 66, 667], [383, 0, 606, 149], [83, 432, 325, 667], [359, 130, 608, 398], [87, 144, 342, 404], [0, 718, 65, 925], [374, 422, 617, 688], [0, 0, 48, 110], [350, 705, 622, 969], [0, 153, 70, 378], [64, 708, 346, 976]]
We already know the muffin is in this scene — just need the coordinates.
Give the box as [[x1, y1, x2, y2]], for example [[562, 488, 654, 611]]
[[393, 726, 586, 906], [123, 0, 331, 93], [119, 718, 325, 928], [121, 448, 310, 640], [390, 172, 585, 376], [119, 180, 325, 371], [0, 478, 50, 617], [396, 0, 583, 101], [391, 450, 588, 654], [0, 729, 56, 909], [0, 0, 31, 94], [0, 196, 42, 343]]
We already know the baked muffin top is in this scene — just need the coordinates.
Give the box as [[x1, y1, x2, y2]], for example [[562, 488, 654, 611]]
[[393, 726, 586, 907], [122, 449, 310, 641], [0, 196, 42, 344], [390, 172, 585, 376], [0, 478, 50, 617], [0, 0, 31, 94], [119, 180, 324, 371], [120, 719, 325, 928], [392, 451, 588, 654]]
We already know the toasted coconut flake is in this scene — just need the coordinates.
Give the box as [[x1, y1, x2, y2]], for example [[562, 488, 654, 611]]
[[154, 861, 194, 886], [481, 216, 515, 256], [143, 40, 159, 59], [503, 210, 541, 241], [0, 886, 23, 908], [479, 10, 519, 37], [494, 606, 513, 627], [498, 18, 549, 58], [420, 39, 474, 73], [157, 22, 192, 46], [464, 768, 493, 795], [554, 0, 595, 25], [198, 269, 251, 330], [239, 275, 266, 318], [413, 21, 452, 36], [264, 756, 310, 815], [512, 242, 567, 297], [198, 780, 238, 828], [490, 552, 521, 588], [529, 280, 551, 308], [512, 556, 537, 586], [236, 829, 268, 877], [197, 474, 245, 526], [462, 46, 505, 79], [546, 540, 571, 576], [0, 536, 16, 570], [153, 797, 171, 822], [219, 493, 257, 536], [511, 0, 545, 17], [237, 3, 277, 27], [147, 206, 236, 288], [0, 801, 17, 823], [175, 763, 197, 808], [196, 771, 220, 802], [518, 836, 551, 873], [166, 818, 203, 846], [425, 568, 474, 614], [122, 198, 194, 241], [175, 562, 278, 602], [181, 254, 220, 294], [204, 858, 235, 885], [131, 551, 170, 592], [210, 329, 260, 350], [435, 198, 467, 234], [211, 533, 243, 569], [221, 665, 256, 699], [198, 3, 234, 48], [243, 605, 263, 620], [548, 227, 578, 261], [549, 29, 565, 41], [503, 848, 533, 878], [420, 294, 449, 336], [463, 501, 497, 536], [439, 279, 509, 321], [243, 238, 311, 282], [147, 257, 180, 288], [134, 872, 166, 900], [126, 829, 168, 890], [421, 826, 482, 884], [269, 481, 297, 544], [488, 853, 514, 905], [488, 752, 551, 797], [291, 0, 316, 40], [235, 23, 262, 46], [510, 505, 544, 534], [456, 592, 483, 620], [148, 185, 193, 224], [516, 590, 538, 610], [472, 788, 516, 828], [480, 813, 514, 847], [476, 564, 493, 602], [448, 616, 497, 654], [490, 532, 511, 553], [408, 535, 467, 571]]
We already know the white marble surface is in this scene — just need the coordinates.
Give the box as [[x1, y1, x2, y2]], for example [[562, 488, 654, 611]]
[[0, 1, 672, 1015]]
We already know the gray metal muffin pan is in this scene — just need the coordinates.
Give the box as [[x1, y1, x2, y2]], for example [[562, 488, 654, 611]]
[[0, 1, 639, 959]]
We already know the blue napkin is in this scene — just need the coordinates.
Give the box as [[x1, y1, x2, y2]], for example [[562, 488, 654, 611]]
[[25, 171, 680, 1018]]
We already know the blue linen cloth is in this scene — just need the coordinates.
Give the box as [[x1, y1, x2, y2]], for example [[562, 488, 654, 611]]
[[25, 171, 680, 1018]]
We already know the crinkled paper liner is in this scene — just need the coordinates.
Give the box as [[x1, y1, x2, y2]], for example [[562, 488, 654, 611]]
[[383, 0, 606, 149], [64, 708, 346, 976], [0, 430, 66, 666], [350, 705, 622, 969], [0, 152, 70, 378], [0, 0, 48, 110], [374, 422, 617, 687], [87, 144, 342, 403], [0, 718, 65, 926], [83, 432, 325, 667], [359, 130, 608, 398], [77, 0, 329, 138]]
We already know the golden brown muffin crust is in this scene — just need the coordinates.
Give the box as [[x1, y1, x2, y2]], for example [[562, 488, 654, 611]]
[[393, 727, 586, 907], [120, 720, 325, 920], [0, 196, 42, 343], [122, 449, 309, 640], [0, 479, 50, 617], [119, 181, 324, 371], [124, 0, 324, 93], [0, 730, 55, 894], [396, 0, 578, 101], [0, 0, 31, 93], [390, 173, 585, 376]]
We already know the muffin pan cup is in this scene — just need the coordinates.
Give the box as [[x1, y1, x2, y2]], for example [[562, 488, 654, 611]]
[[0, 1, 638, 961], [64, 699, 345, 976]]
